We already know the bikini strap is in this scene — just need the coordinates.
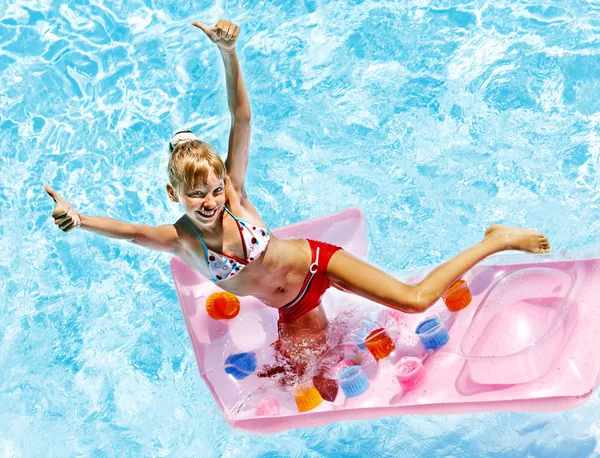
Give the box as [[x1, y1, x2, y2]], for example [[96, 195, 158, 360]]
[[223, 206, 238, 220], [182, 214, 218, 282], [223, 206, 271, 236]]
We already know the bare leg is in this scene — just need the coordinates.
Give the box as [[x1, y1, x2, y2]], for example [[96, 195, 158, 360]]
[[326, 225, 550, 314]]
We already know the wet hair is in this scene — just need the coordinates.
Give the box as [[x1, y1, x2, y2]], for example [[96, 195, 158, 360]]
[[168, 131, 229, 195]]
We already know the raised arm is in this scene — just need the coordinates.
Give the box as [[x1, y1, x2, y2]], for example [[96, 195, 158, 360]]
[[193, 19, 251, 198], [44, 185, 180, 253]]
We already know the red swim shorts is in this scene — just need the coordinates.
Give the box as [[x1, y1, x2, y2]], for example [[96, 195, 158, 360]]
[[277, 239, 343, 323]]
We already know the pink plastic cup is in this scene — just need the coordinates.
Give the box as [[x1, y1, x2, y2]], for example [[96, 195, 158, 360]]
[[256, 398, 280, 416], [396, 357, 426, 392]]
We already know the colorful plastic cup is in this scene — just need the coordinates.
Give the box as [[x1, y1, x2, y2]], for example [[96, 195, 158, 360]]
[[313, 374, 339, 402], [256, 398, 280, 416], [364, 328, 396, 360], [396, 357, 426, 391], [224, 351, 257, 380], [294, 385, 323, 412], [206, 292, 240, 320], [353, 320, 379, 350], [415, 318, 449, 350], [338, 365, 370, 398], [443, 279, 472, 312]]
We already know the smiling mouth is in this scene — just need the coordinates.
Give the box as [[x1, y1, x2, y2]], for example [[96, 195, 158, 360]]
[[197, 208, 218, 218]]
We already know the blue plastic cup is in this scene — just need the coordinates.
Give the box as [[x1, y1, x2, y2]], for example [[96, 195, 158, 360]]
[[224, 352, 257, 380], [415, 318, 449, 351], [338, 365, 370, 398]]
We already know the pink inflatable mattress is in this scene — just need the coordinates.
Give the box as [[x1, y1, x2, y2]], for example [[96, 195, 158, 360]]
[[170, 207, 600, 433]]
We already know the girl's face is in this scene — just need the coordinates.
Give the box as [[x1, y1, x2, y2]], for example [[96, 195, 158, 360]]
[[179, 171, 227, 227]]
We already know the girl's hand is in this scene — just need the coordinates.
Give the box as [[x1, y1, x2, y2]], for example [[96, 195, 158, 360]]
[[193, 19, 240, 51], [44, 184, 81, 232]]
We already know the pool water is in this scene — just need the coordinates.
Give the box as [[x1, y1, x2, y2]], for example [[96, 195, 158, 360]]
[[2, 0, 600, 456]]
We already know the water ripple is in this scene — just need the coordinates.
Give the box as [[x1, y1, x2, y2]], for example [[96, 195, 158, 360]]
[[3, 0, 600, 456]]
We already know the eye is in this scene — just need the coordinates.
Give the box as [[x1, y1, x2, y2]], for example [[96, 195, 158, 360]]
[[190, 191, 206, 198], [214, 187, 224, 194]]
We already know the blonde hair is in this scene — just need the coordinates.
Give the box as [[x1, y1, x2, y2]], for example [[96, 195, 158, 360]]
[[168, 139, 230, 195]]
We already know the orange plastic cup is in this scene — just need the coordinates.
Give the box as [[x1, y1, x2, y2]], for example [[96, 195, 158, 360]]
[[364, 328, 395, 360], [205, 292, 240, 320], [443, 279, 472, 312], [294, 385, 323, 413]]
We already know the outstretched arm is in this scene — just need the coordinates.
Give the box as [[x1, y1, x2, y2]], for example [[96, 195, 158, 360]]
[[44, 185, 180, 253], [193, 19, 251, 198]]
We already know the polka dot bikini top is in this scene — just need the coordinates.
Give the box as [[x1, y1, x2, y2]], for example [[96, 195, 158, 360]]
[[183, 207, 271, 282]]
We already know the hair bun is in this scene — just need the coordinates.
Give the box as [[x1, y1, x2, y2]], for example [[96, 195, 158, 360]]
[[169, 130, 198, 152]]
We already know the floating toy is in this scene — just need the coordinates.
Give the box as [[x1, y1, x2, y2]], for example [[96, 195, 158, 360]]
[[364, 328, 395, 360], [256, 398, 280, 416], [415, 317, 449, 350], [312, 374, 338, 402], [206, 291, 240, 320], [443, 279, 472, 312], [338, 366, 370, 398], [224, 352, 256, 380], [171, 207, 600, 433], [396, 357, 426, 392], [294, 385, 323, 412]]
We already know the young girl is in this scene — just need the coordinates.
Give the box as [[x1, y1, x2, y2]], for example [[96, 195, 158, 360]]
[[45, 19, 550, 369]]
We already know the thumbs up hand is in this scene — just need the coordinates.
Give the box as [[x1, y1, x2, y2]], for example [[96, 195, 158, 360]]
[[193, 19, 240, 51], [44, 184, 81, 232]]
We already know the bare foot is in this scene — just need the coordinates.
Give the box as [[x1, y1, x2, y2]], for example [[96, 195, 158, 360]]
[[484, 224, 551, 253]]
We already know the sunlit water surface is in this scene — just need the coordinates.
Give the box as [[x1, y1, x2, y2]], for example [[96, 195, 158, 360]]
[[2, 0, 600, 456]]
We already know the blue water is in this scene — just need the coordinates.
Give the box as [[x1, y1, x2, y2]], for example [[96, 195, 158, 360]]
[[3, 0, 600, 456]]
